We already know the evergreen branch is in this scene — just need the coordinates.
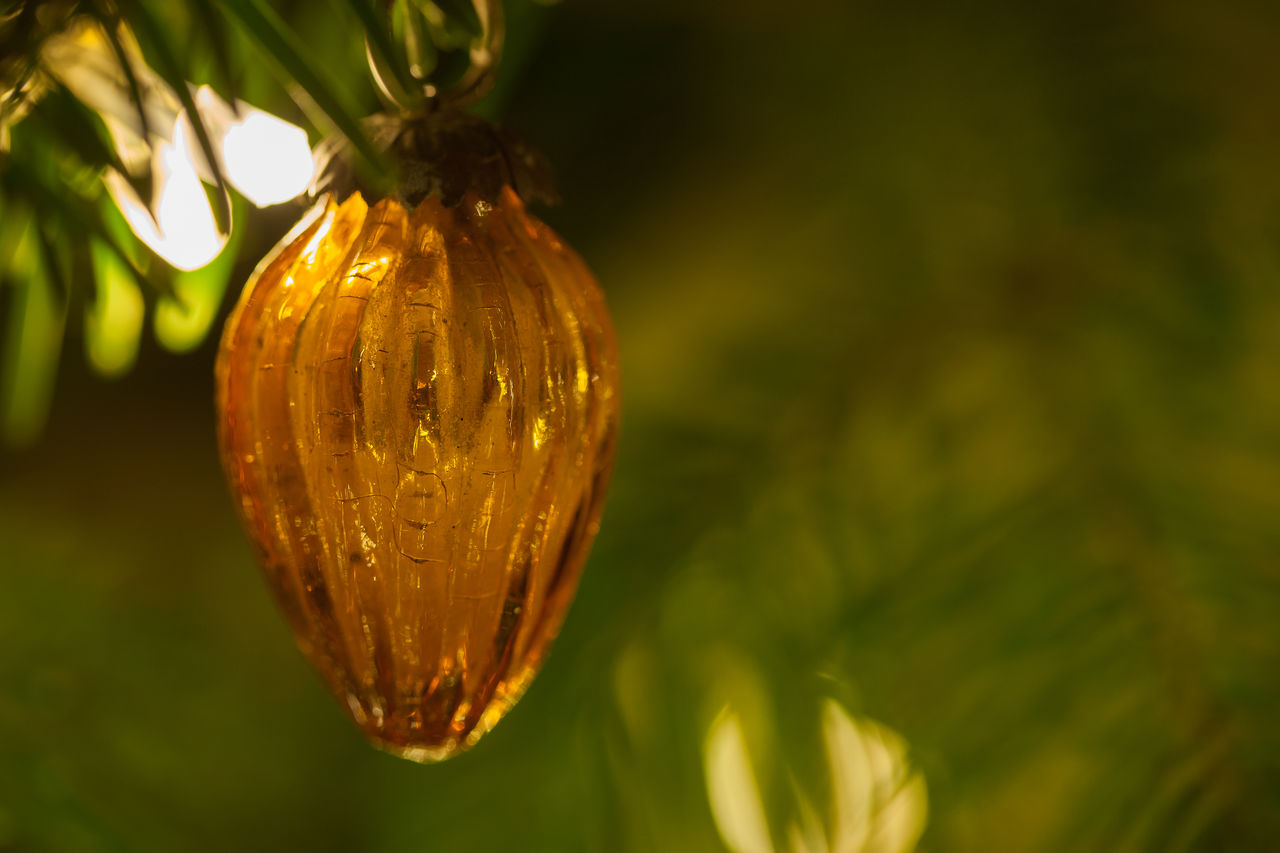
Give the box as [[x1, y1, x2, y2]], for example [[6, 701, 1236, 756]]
[[219, 0, 392, 184], [116, 0, 232, 235], [0, 165, 172, 300], [31, 220, 69, 305], [188, 0, 240, 110], [88, 5, 153, 145], [24, 80, 129, 178]]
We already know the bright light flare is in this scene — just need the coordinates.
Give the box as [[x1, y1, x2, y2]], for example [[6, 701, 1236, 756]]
[[703, 698, 928, 853], [221, 109, 314, 206], [196, 87, 315, 207], [704, 709, 775, 853], [106, 114, 227, 271], [42, 24, 315, 273]]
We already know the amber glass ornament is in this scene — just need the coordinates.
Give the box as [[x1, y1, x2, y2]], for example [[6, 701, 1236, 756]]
[[215, 185, 619, 761]]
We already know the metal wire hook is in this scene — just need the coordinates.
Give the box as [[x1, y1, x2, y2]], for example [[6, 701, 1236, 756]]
[[440, 0, 503, 109]]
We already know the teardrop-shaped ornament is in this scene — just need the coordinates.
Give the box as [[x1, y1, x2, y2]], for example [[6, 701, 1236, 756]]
[[215, 182, 619, 761]]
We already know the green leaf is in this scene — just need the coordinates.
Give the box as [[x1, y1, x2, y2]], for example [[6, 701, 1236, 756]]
[[0, 195, 27, 271], [153, 196, 245, 353], [85, 248, 145, 377], [0, 166, 170, 300], [86, 4, 153, 145], [85, 202, 146, 377], [117, 0, 233, 235], [24, 81, 130, 178], [0, 2, 44, 123], [188, 0, 241, 109], [220, 0, 391, 185], [0, 216, 66, 447], [32, 220, 71, 306]]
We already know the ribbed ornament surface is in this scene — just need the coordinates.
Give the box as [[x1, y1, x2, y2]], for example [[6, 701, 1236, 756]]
[[215, 187, 619, 761]]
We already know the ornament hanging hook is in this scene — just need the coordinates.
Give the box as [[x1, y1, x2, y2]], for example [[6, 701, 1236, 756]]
[[435, 0, 503, 109], [366, 0, 504, 114]]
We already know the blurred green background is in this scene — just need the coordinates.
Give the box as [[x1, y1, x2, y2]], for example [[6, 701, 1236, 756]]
[[4, 0, 1280, 850]]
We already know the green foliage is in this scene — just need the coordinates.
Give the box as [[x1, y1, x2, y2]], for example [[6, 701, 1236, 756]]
[[218, 0, 388, 176], [117, 0, 232, 232], [0, 0, 496, 444], [0, 215, 64, 445]]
